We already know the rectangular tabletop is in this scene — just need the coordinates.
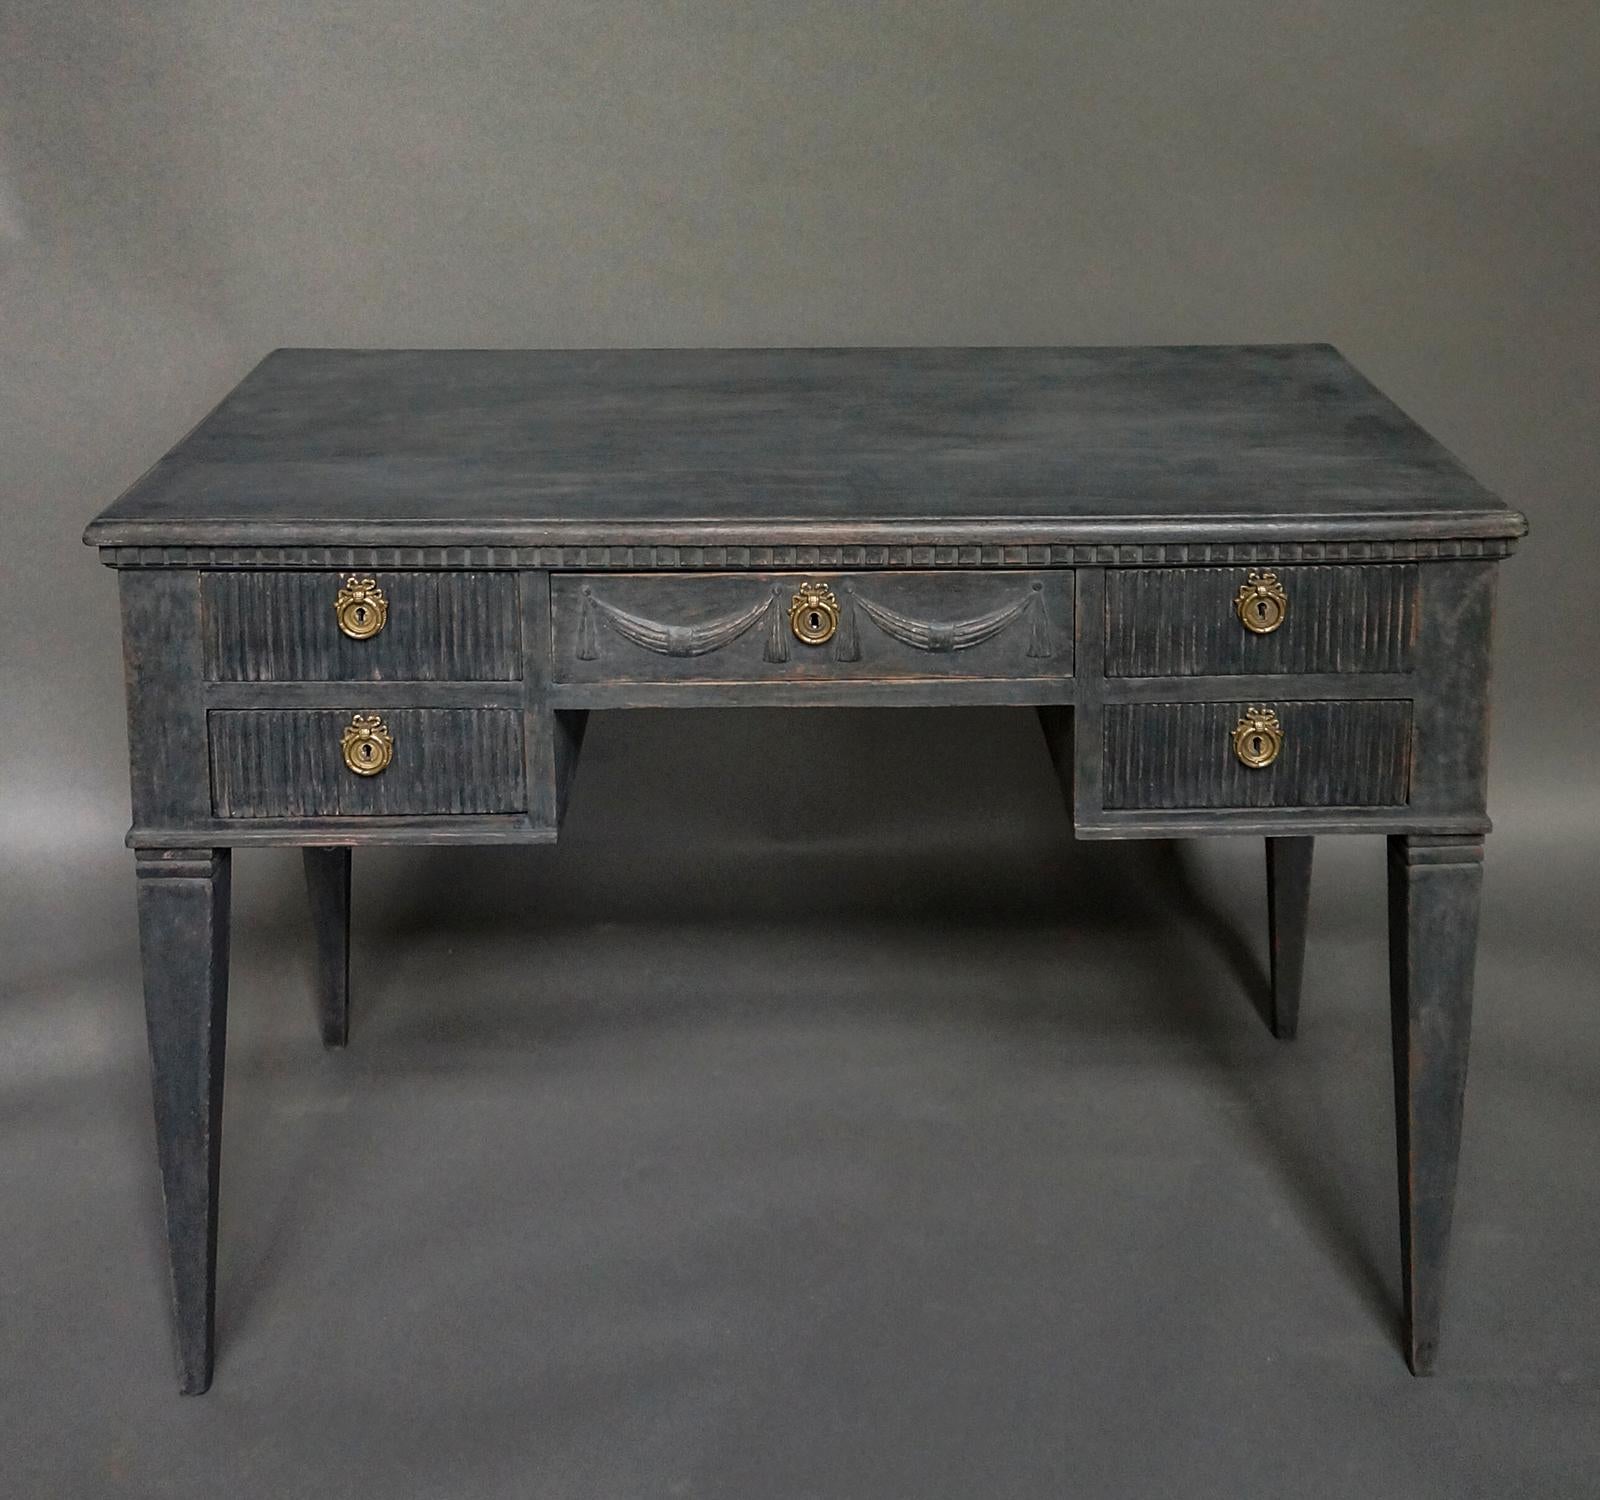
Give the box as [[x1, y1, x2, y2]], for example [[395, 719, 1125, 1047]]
[[85, 345, 1525, 550]]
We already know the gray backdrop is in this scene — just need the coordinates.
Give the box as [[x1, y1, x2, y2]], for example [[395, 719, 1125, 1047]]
[[3, 4, 1597, 1497]]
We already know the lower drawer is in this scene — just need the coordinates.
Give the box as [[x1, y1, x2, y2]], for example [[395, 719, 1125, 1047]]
[[1103, 700, 1412, 810], [209, 709, 525, 817]]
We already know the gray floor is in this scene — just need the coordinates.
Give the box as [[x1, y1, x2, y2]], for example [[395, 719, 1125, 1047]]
[[4, 709, 1597, 1498]]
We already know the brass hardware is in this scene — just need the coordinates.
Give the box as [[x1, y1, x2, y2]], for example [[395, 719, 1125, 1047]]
[[340, 714, 394, 776], [1233, 706, 1284, 769], [1235, 570, 1288, 634], [335, 576, 388, 639], [788, 582, 840, 646]]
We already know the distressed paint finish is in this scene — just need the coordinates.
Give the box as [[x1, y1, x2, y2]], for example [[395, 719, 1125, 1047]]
[[119, 569, 211, 830], [1266, 836, 1314, 1040], [1388, 834, 1484, 1375], [303, 847, 352, 1047], [1102, 700, 1413, 810], [519, 570, 587, 834], [84, 347, 1521, 549], [202, 570, 520, 682], [85, 347, 1527, 1390], [135, 849, 231, 1395], [1105, 565, 1417, 677], [551, 572, 1074, 684], [208, 708, 525, 818], [101, 537, 1519, 570]]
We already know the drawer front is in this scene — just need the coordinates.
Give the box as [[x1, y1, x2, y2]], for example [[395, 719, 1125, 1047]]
[[202, 571, 520, 681], [1105, 565, 1416, 676], [1103, 700, 1412, 809], [209, 709, 525, 817], [552, 572, 1073, 683]]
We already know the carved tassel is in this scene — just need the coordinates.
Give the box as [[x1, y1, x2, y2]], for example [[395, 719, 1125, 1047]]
[[1026, 584, 1053, 659], [577, 588, 602, 660], [833, 586, 861, 661], [764, 588, 790, 663]]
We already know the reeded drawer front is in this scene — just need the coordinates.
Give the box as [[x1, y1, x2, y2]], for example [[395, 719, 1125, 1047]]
[[209, 709, 525, 817], [1105, 565, 1416, 677], [1103, 700, 1412, 809], [202, 571, 520, 681], [551, 572, 1073, 683]]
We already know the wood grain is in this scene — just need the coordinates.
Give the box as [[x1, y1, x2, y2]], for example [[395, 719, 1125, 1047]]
[[1102, 700, 1412, 810], [1389, 834, 1484, 1375], [551, 572, 1074, 684], [85, 347, 1527, 549], [1105, 565, 1417, 676], [208, 709, 525, 817], [201, 570, 519, 681], [135, 848, 231, 1395], [87, 347, 1523, 1389]]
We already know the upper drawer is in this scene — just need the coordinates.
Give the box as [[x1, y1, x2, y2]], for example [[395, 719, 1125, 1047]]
[[1104, 565, 1417, 677], [201, 571, 520, 682], [551, 572, 1073, 683]]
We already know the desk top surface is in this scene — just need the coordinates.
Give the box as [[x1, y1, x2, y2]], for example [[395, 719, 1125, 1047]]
[[86, 345, 1525, 549]]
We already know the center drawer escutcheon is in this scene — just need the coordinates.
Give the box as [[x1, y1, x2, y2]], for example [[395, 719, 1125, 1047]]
[[1103, 700, 1412, 809]]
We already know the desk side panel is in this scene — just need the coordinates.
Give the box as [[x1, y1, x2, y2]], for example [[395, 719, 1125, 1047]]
[[1406, 560, 1497, 824], [120, 569, 212, 830]]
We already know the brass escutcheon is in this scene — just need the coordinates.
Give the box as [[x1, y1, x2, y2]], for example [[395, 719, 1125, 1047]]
[[341, 714, 394, 776], [335, 576, 388, 639], [1235, 569, 1288, 634], [789, 582, 840, 646], [1232, 706, 1284, 769]]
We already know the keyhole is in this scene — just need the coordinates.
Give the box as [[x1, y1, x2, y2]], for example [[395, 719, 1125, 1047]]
[[359, 742, 373, 762], [355, 605, 368, 625], [808, 610, 821, 631], [1250, 734, 1263, 755], [1256, 599, 1268, 620]]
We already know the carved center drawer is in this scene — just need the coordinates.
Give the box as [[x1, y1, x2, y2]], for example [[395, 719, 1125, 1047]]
[[208, 709, 525, 817], [1105, 565, 1417, 676], [1103, 699, 1413, 810], [551, 572, 1074, 683], [202, 571, 520, 681]]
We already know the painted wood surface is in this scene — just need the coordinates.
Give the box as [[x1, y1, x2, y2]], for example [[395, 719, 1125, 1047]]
[[302, 847, 351, 1046], [1388, 834, 1483, 1375], [1102, 700, 1412, 810], [1105, 565, 1417, 677], [202, 570, 519, 681], [208, 709, 525, 817], [88, 348, 1522, 1389], [84, 347, 1526, 549], [1266, 836, 1314, 1039], [551, 572, 1073, 684], [101, 537, 1520, 571], [135, 849, 231, 1395]]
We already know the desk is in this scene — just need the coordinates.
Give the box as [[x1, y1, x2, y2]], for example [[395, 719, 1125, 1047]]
[[85, 346, 1526, 1391]]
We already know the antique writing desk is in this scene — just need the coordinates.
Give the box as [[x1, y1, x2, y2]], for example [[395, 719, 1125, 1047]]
[[85, 346, 1526, 1392]]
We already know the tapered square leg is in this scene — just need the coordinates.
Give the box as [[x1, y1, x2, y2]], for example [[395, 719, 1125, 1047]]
[[303, 847, 352, 1047], [1387, 834, 1483, 1376], [135, 848, 232, 1395], [1265, 836, 1314, 1039]]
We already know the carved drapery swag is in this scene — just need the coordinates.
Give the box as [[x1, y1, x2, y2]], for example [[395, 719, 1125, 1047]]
[[576, 582, 1054, 663]]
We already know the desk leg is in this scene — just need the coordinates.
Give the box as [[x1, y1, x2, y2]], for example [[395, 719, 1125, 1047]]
[[135, 848, 231, 1395], [1387, 834, 1483, 1376], [303, 848, 352, 1047], [1265, 836, 1313, 1039]]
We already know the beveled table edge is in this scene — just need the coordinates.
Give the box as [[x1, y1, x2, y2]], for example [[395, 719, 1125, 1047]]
[[83, 508, 1530, 552]]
